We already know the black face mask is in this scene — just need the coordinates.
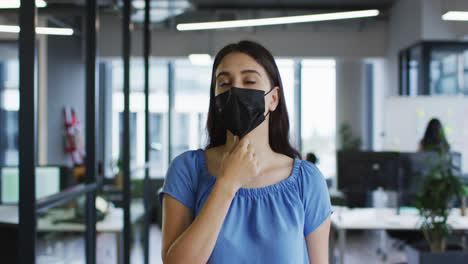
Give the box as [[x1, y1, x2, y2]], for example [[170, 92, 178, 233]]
[[215, 87, 273, 139]]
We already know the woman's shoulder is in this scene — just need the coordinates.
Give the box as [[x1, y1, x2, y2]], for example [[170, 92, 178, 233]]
[[169, 149, 203, 172], [295, 159, 327, 191], [298, 159, 321, 174]]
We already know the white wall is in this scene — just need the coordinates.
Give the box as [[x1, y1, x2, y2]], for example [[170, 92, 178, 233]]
[[335, 58, 366, 148], [385, 0, 468, 97], [380, 0, 468, 170], [384, 96, 468, 173], [421, 0, 468, 40], [385, 0, 423, 97]]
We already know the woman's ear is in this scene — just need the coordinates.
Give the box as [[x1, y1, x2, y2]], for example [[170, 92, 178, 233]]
[[268, 86, 280, 112]]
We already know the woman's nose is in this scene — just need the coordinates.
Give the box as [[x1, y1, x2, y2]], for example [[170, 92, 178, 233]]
[[231, 77, 243, 88]]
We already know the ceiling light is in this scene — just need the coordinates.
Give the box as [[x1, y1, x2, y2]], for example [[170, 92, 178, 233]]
[[36, 27, 74, 36], [442, 11, 468, 21], [0, 25, 20, 33], [0, 0, 47, 9], [188, 54, 211, 65], [0, 25, 74, 36], [132, 0, 190, 10], [177, 9, 379, 31]]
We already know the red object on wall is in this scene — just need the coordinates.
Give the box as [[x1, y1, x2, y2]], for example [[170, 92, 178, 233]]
[[64, 107, 85, 165]]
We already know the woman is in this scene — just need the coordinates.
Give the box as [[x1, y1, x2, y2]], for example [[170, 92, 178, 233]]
[[418, 118, 450, 152], [159, 40, 332, 264]]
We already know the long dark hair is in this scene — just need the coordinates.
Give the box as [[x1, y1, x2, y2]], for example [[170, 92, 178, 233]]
[[421, 118, 450, 152], [205, 40, 301, 159]]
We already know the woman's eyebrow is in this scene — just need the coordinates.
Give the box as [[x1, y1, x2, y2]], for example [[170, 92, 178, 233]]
[[216, 69, 261, 79], [241, 69, 261, 76], [216, 72, 229, 79]]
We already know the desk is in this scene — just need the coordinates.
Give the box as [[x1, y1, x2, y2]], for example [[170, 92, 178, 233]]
[[38, 207, 124, 264], [330, 206, 468, 264], [0, 205, 18, 225], [0, 203, 145, 264]]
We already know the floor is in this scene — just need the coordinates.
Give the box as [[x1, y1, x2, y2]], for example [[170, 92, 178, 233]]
[[332, 230, 407, 264], [36, 225, 409, 264]]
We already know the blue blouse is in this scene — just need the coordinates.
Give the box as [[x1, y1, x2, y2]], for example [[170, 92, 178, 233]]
[[159, 149, 332, 264]]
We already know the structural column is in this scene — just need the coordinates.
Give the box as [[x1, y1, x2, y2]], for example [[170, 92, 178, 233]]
[[85, 0, 98, 263], [335, 59, 370, 150], [18, 0, 37, 263]]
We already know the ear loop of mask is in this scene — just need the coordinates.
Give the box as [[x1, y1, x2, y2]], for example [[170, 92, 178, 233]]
[[264, 87, 274, 96], [264, 87, 275, 117]]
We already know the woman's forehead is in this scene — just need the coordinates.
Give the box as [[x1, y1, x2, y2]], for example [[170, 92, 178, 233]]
[[215, 52, 266, 76]]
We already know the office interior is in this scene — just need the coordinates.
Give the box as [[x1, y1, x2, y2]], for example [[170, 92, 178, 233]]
[[0, 0, 468, 263]]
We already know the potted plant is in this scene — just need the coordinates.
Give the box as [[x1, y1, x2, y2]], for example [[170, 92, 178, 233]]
[[338, 123, 361, 151], [405, 149, 468, 264], [461, 185, 468, 216], [111, 158, 123, 189]]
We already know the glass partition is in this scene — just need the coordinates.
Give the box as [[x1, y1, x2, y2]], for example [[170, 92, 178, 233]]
[[400, 41, 468, 96], [301, 59, 337, 179], [430, 49, 467, 95], [0, 42, 19, 167], [110, 58, 169, 179], [37, 196, 87, 263], [171, 59, 211, 160]]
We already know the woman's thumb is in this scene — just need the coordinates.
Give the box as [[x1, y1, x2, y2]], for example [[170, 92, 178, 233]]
[[230, 136, 239, 153]]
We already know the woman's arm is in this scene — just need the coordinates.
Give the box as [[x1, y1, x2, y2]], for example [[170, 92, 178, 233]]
[[305, 216, 331, 264], [162, 137, 261, 264], [418, 141, 423, 152], [161, 180, 236, 264]]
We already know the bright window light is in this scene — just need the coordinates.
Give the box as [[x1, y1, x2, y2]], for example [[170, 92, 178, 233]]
[[0, 25, 74, 36], [177, 9, 379, 31], [0, 0, 47, 9], [442, 11, 468, 21], [2, 89, 19, 111], [188, 54, 212, 66]]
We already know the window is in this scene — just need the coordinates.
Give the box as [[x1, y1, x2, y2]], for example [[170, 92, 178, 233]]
[[106, 57, 338, 180], [149, 113, 165, 177], [301, 59, 336, 179], [171, 59, 211, 160], [430, 50, 467, 95], [0, 57, 19, 167], [276, 59, 297, 146], [408, 47, 421, 96], [110, 59, 169, 178]]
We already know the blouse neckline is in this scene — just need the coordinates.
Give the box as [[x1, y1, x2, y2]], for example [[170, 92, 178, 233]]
[[197, 149, 301, 198]]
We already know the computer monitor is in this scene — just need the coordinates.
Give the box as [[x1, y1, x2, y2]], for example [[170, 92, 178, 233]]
[[337, 151, 400, 207], [1, 167, 18, 204], [398, 151, 462, 207], [338, 151, 400, 191], [0, 166, 61, 204]]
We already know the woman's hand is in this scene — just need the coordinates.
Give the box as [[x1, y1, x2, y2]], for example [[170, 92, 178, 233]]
[[218, 136, 261, 193]]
